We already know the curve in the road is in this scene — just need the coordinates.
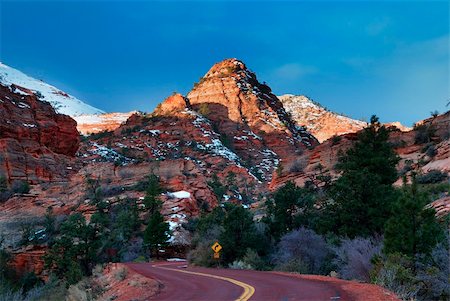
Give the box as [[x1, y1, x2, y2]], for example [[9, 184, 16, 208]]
[[128, 262, 353, 300], [157, 266, 255, 301]]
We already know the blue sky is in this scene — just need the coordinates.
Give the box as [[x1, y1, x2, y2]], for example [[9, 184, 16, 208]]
[[1, 0, 448, 125]]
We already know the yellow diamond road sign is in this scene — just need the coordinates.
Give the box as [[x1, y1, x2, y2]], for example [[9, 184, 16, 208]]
[[211, 242, 222, 253]]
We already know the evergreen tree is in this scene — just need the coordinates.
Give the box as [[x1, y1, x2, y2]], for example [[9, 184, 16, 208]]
[[264, 181, 314, 239], [220, 204, 263, 263], [45, 213, 100, 284], [142, 175, 170, 258], [0, 176, 7, 193], [143, 175, 163, 214], [226, 171, 237, 191], [0, 244, 15, 286], [207, 173, 226, 200], [326, 116, 400, 237], [384, 177, 444, 258], [143, 212, 170, 258], [43, 207, 56, 238]]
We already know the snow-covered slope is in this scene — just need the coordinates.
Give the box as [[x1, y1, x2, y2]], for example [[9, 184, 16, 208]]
[[0, 62, 104, 116], [278, 94, 367, 142], [74, 112, 136, 134], [278, 94, 409, 142]]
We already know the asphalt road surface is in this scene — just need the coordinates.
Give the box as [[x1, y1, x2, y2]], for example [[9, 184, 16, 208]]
[[126, 261, 352, 301]]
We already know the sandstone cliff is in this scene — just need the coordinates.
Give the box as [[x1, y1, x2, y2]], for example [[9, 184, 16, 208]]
[[0, 83, 80, 184]]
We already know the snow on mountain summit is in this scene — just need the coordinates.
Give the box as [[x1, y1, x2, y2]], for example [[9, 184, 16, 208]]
[[278, 94, 368, 143], [0, 62, 104, 116]]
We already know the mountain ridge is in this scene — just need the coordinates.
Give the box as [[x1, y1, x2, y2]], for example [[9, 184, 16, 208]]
[[0, 62, 104, 116]]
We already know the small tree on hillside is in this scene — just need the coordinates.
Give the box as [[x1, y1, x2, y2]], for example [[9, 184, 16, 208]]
[[143, 174, 163, 214], [144, 212, 170, 258], [198, 103, 210, 116], [0, 176, 7, 193], [142, 175, 170, 258], [384, 177, 444, 258]]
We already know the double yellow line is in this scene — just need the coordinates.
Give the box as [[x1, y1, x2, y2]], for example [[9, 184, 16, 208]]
[[156, 266, 255, 301]]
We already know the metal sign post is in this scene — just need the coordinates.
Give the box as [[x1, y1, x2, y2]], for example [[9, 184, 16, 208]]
[[211, 241, 222, 267]]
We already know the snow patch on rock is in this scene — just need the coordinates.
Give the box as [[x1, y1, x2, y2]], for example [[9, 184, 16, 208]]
[[0, 62, 104, 116]]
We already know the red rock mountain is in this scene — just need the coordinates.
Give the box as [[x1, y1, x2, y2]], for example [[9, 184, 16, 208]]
[[0, 84, 80, 184], [278, 94, 410, 143], [187, 59, 318, 175], [0, 59, 448, 275]]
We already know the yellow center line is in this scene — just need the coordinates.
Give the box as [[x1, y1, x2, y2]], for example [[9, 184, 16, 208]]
[[156, 266, 255, 301]]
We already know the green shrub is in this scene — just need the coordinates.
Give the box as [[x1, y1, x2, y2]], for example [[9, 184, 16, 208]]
[[228, 260, 253, 270], [414, 123, 436, 144], [275, 258, 309, 274], [89, 130, 113, 140], [241, 248, 268, 271], [422, 144, 437, 157], [0, 176, 7, 193], [197, 103, 210, 116], [11, 181, 29, 194], [416, 170, 448, 184], [372, 253, 420, 300]]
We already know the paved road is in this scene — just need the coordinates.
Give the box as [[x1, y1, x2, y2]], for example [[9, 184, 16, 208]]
[[126, 261, 352, 301]]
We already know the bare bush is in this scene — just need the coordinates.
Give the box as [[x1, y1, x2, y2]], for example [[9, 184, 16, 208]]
[[228, 260, 253, 270], [415, 243, 450, 300], [273, 228, 330, 274], [333, 236, 382, 281], [288, 158, 308, 173], [120, 238, 144, 262], [114, 267, 128, 281]]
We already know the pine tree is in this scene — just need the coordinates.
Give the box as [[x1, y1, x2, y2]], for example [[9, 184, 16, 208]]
[[0, 176, 7, 193], [384, 177, 444, 258], [45, 213, 100, 284], [142, 175, 170, 258], [264, 181, 314, 239], [143, 212, 170, 258], [327, 116, 400, 237], [143, 174, 163, 214], [220, 204, 262, 263]]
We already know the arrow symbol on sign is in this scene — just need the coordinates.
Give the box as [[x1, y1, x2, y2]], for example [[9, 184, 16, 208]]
[[211, 242, 222, 253]]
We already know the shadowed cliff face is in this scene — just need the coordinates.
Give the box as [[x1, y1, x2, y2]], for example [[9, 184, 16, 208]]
[[188, 59, 318, 147], [0, 84, 80, 184]]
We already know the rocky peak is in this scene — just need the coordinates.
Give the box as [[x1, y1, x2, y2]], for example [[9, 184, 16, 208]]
[[278, 94, 367, 143], [154, 93, 190, 115], [279, 94, 410, 143], [188, 59, 317, 147], [202, 58, 247, 80]]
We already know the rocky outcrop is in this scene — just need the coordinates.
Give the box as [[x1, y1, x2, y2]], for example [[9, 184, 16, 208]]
[[154, 93, 190, 115], [187, 59, 318, 175], [74, 112, 135, 135], [279, 94, 410, 143], [0, 84, 80, 183], [11, 245, 46, 277]]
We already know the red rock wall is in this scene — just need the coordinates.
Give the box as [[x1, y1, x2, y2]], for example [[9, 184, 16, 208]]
[[0, 84, 80, 183]]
